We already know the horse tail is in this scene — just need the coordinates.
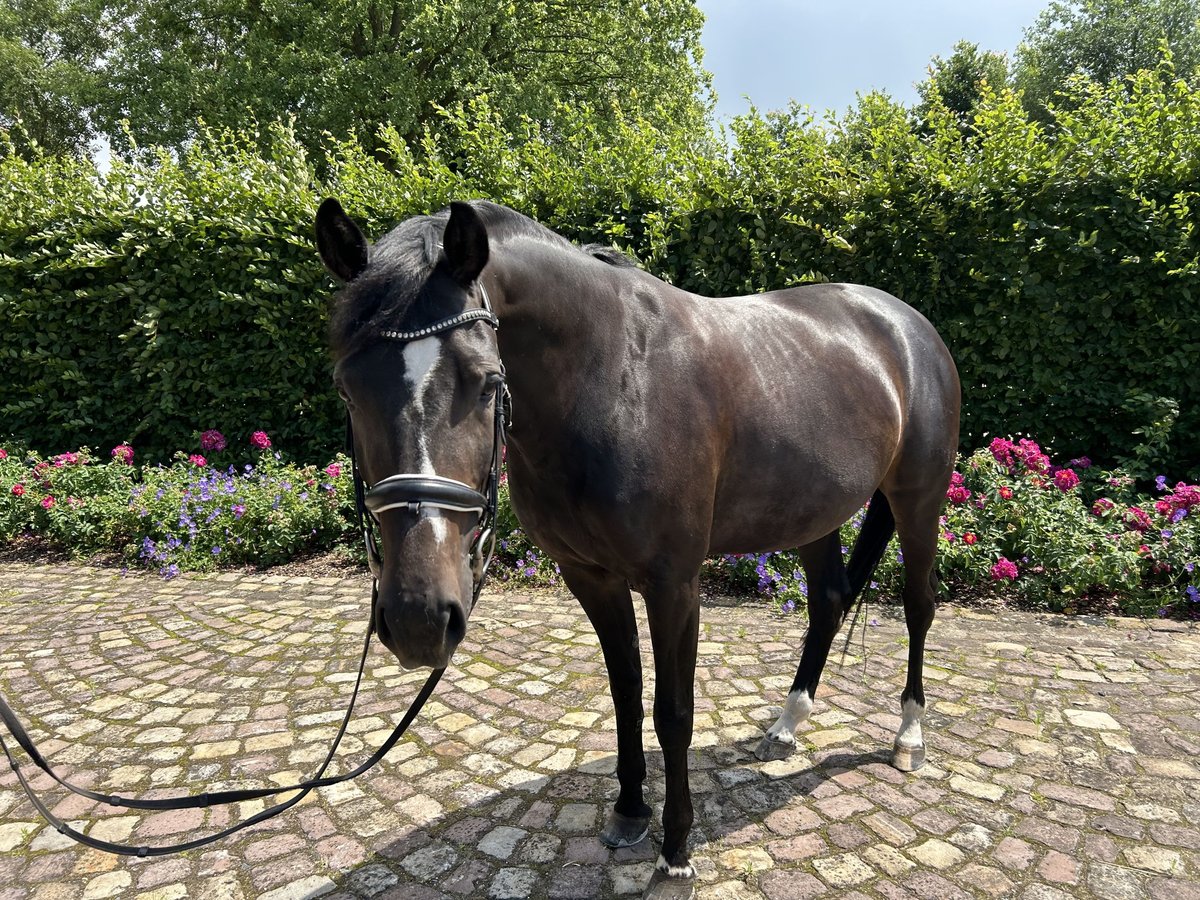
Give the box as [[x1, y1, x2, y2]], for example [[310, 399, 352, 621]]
[[846, 490, 895, 605], [835, 490, 896, 667]]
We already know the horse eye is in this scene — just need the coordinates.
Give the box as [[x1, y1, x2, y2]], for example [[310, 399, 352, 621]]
[[479, 374, 502, 402]]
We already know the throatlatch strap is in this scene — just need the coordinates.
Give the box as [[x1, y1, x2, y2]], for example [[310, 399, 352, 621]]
[[0, 580, 444, 856]]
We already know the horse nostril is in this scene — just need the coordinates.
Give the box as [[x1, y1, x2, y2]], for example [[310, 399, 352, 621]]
[[444, 599, 467, 647]]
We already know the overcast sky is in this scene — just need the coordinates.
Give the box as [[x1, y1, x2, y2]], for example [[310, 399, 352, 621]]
[[696, 0, 1051, 120]]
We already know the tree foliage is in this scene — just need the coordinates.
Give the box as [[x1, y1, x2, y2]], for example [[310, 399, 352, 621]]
[[84, 0, 710, 158], [1015, 0, 1200, 114], [0, 0, 104, 156], [915, 40, 1010, 135]]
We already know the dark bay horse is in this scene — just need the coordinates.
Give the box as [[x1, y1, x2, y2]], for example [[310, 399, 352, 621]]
[[316, 199, 960, 900]]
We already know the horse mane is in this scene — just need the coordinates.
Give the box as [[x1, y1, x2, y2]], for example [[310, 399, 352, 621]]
[[582, 244, 640, 268], [328, 201, 626, 357]]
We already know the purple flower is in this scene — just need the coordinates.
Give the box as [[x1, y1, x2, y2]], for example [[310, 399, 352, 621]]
[[1186, 586, 1199, 603], [232, 504, 245, 518], [1068, 456, 1092, 469]]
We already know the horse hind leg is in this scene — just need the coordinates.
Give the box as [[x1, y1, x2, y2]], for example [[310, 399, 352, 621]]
[[754, 532, 850, 762], [886, 484, 945, 772]]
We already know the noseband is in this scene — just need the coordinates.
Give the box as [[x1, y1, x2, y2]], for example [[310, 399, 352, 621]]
[[350, 283, 509, 609]]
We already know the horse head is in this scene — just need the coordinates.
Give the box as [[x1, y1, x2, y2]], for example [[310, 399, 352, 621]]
[[317, 198, 503, 670]]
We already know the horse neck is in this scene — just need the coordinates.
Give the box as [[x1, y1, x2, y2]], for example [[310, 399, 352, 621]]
[[485, 237, 627, 424]]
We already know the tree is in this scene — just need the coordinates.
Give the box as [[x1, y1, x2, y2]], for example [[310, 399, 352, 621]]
[[1015, 0, 1200, 114], [915, 41, 1009, 136], [0, 0, 105, 157], [89, 0, 712, 159]]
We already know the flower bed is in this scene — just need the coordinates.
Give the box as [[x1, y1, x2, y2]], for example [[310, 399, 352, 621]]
[[1, 434, 1196, 618], [706, 437, 1198, 619]]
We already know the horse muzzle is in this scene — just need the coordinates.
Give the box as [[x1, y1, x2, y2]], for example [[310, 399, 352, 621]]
[[374, 586, 468, 669]]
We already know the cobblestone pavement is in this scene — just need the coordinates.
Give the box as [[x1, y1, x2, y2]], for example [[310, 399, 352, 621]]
[[1, 563, 1198, 900]]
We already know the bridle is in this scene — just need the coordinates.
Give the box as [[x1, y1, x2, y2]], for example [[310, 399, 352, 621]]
[[0, 284, 508, 857]]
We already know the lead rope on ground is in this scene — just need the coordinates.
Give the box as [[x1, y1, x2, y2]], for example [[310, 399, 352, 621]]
[[0, 578, 445, 856]]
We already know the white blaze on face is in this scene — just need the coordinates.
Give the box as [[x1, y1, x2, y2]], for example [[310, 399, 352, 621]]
[[402, 337, 449, 544]]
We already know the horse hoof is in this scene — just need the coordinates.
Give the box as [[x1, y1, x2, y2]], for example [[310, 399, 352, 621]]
[[642, 868, 696, 900], [754, 735, 796, 762], [599, 809, 650, 848], [892, 742, 926, 772]]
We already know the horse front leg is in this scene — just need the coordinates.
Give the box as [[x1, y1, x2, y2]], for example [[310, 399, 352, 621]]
[[641, 573, 701, 900], [558, 563, 652, 846]]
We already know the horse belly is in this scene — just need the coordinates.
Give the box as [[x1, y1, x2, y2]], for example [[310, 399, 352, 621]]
[[706, 387, 902, 554]]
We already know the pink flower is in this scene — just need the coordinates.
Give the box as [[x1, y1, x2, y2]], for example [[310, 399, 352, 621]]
[[1125, 507, 1151, 533], [943, 531, 957, 542], [963, 533, 978, 546], [989, 437, 1015, 469], [1014, 439, 1050, 473], [1092, 498, 1115, 516], [0, 448, 7, 459], [188, 454, 207, 467], [233, 504, 245, 518], [1155, 499, 1172, 516], [949, 471, 965, 486], [250, 431, 272, 449], [200, 430, 227, 452], [11, 483, 24, 497], [1160, 482, 1200, 514], [41, 496, 54, 509], [324, 463, 342, 478], [946, 485, 971, 504], [1052, 469, 1080, 492], [990, 558, 1019, 581], [998, 486, 1014, 500], [111, 444, 134, 465]]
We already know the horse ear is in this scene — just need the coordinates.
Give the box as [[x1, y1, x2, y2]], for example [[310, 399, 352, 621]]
[[443, 201, 489, 286], [315, 198, 369, 282]]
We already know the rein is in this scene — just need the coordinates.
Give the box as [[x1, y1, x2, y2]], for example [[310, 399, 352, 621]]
[[0, 289, 506, 857]]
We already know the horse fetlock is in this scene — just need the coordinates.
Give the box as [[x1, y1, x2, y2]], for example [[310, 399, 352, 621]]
[[892, 698, 927, 771], [757, 688, 812, 761]]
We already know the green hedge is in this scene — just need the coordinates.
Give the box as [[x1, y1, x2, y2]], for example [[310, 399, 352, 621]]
[[2, 62, 1198, 476]]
